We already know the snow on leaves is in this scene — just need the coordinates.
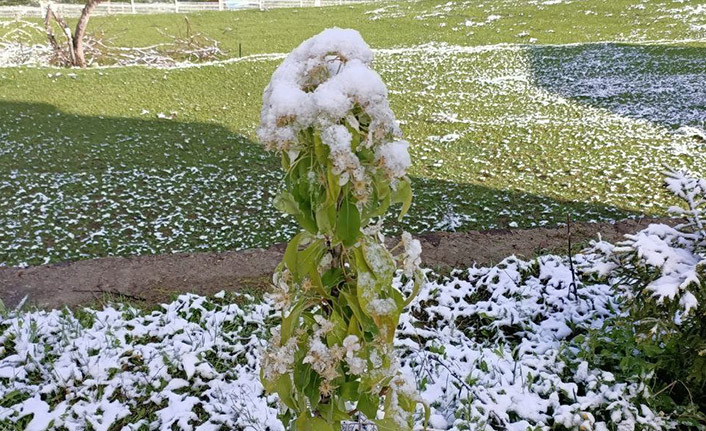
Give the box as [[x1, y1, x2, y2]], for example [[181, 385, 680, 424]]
[[3, 237, 697, 430], [0, 294, 281, 431]]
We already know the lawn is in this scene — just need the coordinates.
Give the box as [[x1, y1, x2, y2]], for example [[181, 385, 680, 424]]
[[1, 0, 705, 266]]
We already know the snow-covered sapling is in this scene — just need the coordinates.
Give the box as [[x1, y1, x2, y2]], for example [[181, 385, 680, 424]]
[[258, 28, 427, 430], [588, 170, 706, 412]]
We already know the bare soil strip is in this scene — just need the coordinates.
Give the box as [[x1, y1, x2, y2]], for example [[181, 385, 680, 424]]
[[0, 218, 672, 309]]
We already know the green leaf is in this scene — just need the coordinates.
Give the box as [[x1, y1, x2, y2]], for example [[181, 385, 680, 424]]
[[295, 416, 335, 431], [308, 268, 331, 298], [259, 367, 272, 392], [293, 362, 312, 390], [298, 214, 319, 235], [281, 299, 308, 342], [314, 131, 329, 165], [357, 392, 380, 420], [377, 312, 401, 344], [315, 202, 336, 235], [352, 246, 373, 275], [318, 402, 335, 424], [397, 392, 415, 413], [375, 418, 408, 431], [341, 290, 377, 335], [295, 154, 313, 177], [363, 183, 390, 221], [294, 415, 309, 431], [362, 240, 395, 280], [336, 196, 361, 247], [300, 364, 321, 409], [274, 191, 302, 216], [318, 396, 350, 423], [403, 270, 425, 307], [356, 148, 374, 164], [275, 374, 296, 411], [347, 315, 363, 339], [326, 310, 347, 347], [281, 151, 291, 171], [311, 417, 335, 431], [391, 178, 412, 221], [326, 167, 341, 203], [347, 123, 361, 152], [354, 269, 375, 320], [292, 191, 318, 234], [340, 381, 360, 401], [297, 239, 325, 282], [284, 232, 307, 274], [284, 234, 324, 282], [390, 287, 405, 309], [321, 268, 344, 290]]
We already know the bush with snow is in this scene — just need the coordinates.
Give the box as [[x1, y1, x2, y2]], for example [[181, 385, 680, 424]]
[[583, 170, 706, 424], [257, 28, 426, 430], [0, 294, 280, 431]]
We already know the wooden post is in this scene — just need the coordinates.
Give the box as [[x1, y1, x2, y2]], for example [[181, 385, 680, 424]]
[[219, 0, 224, 11], [130, 0, 135, 13], [174, 0, 178, 13]]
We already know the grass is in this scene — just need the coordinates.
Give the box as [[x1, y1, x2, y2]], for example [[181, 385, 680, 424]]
[[1, 0, 705, 266], [3, 0, 704, 53]]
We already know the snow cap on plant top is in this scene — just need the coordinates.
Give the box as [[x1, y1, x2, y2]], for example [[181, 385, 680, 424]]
[[258, 28, 411, 183]]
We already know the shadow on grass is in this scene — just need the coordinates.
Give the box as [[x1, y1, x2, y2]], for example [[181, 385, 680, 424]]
[[0, 100, 645, 267], [527, 43, 706, 133]]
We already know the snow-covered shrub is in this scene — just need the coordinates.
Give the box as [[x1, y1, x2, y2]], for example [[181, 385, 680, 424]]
[[0, 293, 281, 431], [257, 28, 426, 430], [398, 255, 666, 431], [584, 170, 706, 423]]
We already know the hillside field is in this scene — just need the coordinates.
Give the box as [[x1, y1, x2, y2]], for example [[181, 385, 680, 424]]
[[0, 0, 705, 267]]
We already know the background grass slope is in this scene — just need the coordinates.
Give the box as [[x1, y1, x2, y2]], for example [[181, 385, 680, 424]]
[[1, 0, 705, 266]]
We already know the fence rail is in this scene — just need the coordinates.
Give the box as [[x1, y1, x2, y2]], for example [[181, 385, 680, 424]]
[[0, 0, 373, 18]]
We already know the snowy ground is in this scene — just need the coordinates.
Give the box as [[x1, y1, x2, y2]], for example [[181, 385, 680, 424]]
[[1, 0, 705, 267], [1, 40, 705, 266], [0, 240, 667, 430]]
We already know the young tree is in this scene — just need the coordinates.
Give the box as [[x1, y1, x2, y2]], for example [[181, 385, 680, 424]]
[[44, 0, 103, 67], [258, 28, 427, 430]]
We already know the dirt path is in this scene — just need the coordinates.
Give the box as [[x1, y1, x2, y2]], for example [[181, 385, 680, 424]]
[[0, 218, 672, 310]]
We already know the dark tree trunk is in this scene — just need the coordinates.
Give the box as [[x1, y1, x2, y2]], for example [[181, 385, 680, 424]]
[[73, 0, 102, 68]]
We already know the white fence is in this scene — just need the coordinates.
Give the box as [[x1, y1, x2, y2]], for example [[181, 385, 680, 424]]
[[0, 0, 374, 18]]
